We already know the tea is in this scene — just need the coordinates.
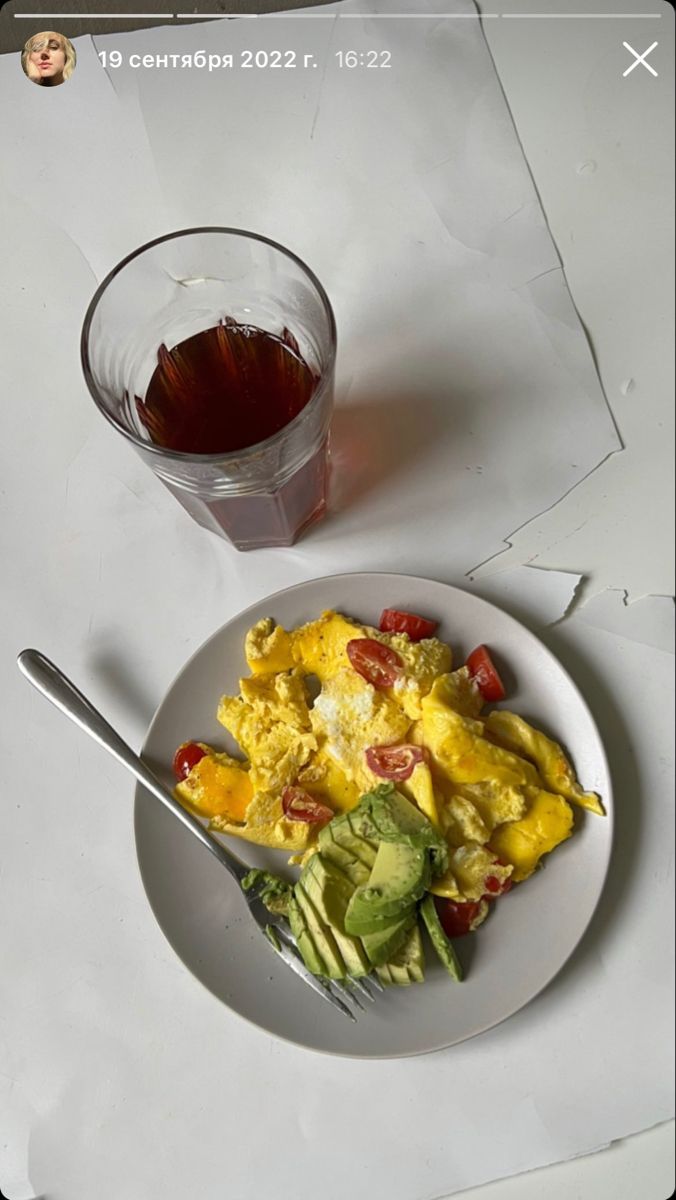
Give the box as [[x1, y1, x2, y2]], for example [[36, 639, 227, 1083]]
[[84, 229, 335, 551], [136, 320, 318, 455]]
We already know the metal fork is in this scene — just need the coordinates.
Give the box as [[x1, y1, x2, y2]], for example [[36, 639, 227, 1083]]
[[17, 650, 382, 1021]]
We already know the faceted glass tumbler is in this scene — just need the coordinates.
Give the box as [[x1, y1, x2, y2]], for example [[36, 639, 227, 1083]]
[[81, 228, 337, 550]]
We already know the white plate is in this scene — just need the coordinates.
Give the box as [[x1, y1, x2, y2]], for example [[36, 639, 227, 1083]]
[[134, 573, 612, 1058]]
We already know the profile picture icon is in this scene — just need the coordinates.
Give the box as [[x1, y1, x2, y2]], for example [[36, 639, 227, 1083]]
[[21, 31, 76, 87]]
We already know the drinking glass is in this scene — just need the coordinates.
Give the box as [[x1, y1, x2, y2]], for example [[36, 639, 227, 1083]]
[[81, 228, 336, 550]]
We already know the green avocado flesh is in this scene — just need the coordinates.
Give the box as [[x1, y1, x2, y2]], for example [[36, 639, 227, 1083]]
[[360, 908, 418, 967], [318, 813, 378, 886], [420, 895, 463, 981], [376, 924, 425, 986], [361, 784, 449, 876], [300, 857, 370, 976], [294, 885, 346, 980], [288, 895, 326, 977], [257, 786, 463, 987], [344, 841, 430, 932]]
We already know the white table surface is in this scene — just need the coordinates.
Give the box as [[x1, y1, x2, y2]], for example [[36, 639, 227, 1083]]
[[1, 2, 673, 1199]]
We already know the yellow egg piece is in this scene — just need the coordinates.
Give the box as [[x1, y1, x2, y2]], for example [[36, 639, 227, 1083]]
[[245, 617, 295, 674], [217, 683, 317, 794], [489, 786, 574, 881], [399, 761, 441, 829], [310, 667, 411, 789], [290, 610, 371, 683], [239, 668, 312, 731], [421, 685, 540, 790], [439, 844, 513, 902], [297, 746, 361, 813], [210, 789, 315, 853], [175, 751, 252, 821], [384, 636, 453, 720], [485, 711, 605, 815], [438, 791, 492, 847]]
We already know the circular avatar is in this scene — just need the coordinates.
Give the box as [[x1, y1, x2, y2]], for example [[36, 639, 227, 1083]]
[[22, 31, 76, 87]]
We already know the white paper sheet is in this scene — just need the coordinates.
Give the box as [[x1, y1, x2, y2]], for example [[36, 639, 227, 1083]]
[[87, 0, 622, 580], [0, 37, 169, 277], [470, 4, 675, 604]]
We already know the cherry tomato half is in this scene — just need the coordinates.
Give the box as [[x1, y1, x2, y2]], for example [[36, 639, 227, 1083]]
[[379, 608, 439, 641], [466, 644, 506, 702], [281, 787, 334, 825], [365, 743, 427, 781], [434, 897, 489, 939], [346, 638, 403, 689], [172, 741, 208, 781]]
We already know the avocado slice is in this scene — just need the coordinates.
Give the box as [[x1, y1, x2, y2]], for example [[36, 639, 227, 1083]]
[[294, 883, 347, 980], [324, 813, 379, 865], [300, 855, 370, 977], [345, 841, 430, 932], [360, 908, 417, 966], [342, 903, 412, 937], [362, 784, 449, 875], [420, 895, 463, 981], [344, 805, 382, 845], [376, 923, 425, 986], [317, 836, 371, 887], [302, 854, 355, 930], [318, 814, 378, 885], [288, 895, 327, 977]]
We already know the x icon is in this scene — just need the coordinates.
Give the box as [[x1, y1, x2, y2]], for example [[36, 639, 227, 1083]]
[[623, 41, 658, 77]]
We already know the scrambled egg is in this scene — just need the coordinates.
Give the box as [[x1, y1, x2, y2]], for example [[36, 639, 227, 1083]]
[[175, 609, 604, 901]]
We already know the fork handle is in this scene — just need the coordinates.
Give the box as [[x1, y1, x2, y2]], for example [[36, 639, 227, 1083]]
[[17, 649, 249, 886]]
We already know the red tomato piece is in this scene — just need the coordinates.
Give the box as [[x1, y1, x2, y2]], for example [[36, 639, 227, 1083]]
[[365, 743, 427, 781], [466, 644, 506, 702], [172, 741, 208, 782], [483, 856, 513, 897], [483, 874, 513, 897], [433, 897, 488, 939], [281, 787, 334, 825], [379, 608, 438, 641], [346, 638, 403, 689]]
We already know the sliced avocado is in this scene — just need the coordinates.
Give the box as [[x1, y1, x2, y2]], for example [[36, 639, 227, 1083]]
[[375, 962, 395, 985], [301, 855, 370, 977], [342, 904, 411, 937], [317, 837, 371, 887], [332, 928, 370, 977], [325, 813, 379, 864], [376, 923, 425, 986], [360, 908, 417, 966], [362, 784, 448, 875], [420, 895, 463, 981], [318, 814, 378, 885], [295, 883, 346, 980], [302, 854, 355, 930], [345, 841, 430, 931], [345, 806, 382, 845], [288, 895, 326, 977]]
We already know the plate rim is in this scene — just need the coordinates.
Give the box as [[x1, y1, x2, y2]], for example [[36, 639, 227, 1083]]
[[134, 571, 614, 1058]]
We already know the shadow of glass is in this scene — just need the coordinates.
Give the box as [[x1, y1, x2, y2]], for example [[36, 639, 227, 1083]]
[[328, 385, 477, 514]]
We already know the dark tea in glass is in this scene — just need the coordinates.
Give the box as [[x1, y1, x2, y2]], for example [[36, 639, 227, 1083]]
[[81, 229, 336, 551]]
